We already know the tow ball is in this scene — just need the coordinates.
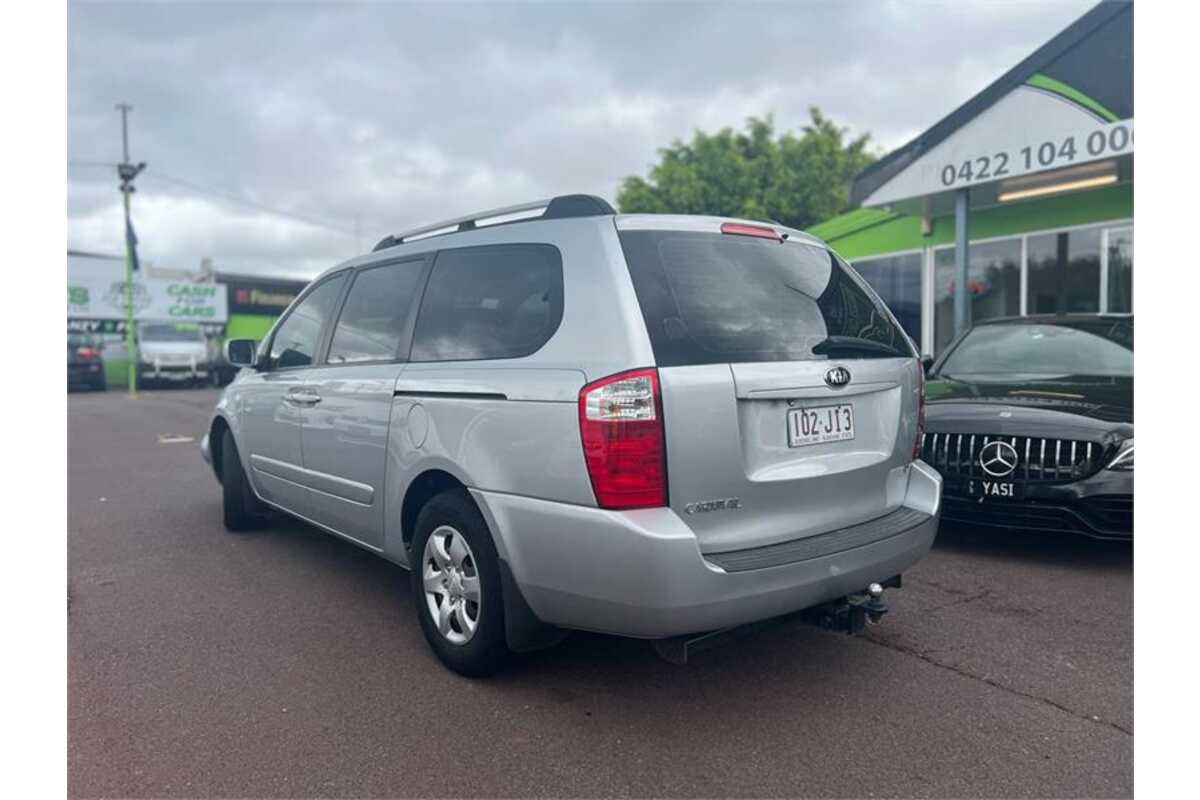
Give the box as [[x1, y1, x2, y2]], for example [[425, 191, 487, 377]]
[[848, 582, 890, 629], [802, 578, 896, 634]]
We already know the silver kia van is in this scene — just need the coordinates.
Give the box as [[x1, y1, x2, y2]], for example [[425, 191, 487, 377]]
[[201, 194, 942, 675]]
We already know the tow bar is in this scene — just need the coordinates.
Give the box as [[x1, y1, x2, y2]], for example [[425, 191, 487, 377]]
[[651, 575, 900, 665], [802, 580, 891, 635]]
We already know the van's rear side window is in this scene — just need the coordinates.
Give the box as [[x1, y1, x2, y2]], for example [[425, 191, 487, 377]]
[[618, 230, 914, 366], [410, 243, 563, 362]]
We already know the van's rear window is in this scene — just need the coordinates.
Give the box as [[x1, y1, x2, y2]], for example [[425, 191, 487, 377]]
[[618, 230, 914, 366]]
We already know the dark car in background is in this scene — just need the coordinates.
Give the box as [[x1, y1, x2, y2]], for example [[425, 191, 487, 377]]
[[920, 315, 1132, 540], [67, 333, 107, 392]]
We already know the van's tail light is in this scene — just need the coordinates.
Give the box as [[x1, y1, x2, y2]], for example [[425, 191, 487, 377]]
[[912, 359, 926, 460], [76, 347, 98, 360], [579, 368, 667, 509]]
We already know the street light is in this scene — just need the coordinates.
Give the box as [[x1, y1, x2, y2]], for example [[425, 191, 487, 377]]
[[117, 161, 145, 186]]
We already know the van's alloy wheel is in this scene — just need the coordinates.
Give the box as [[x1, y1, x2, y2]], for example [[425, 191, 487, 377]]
[[422, 525, 482, 645]]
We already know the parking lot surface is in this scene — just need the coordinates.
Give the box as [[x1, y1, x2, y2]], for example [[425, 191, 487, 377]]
[[68, 388, 1132, 798]]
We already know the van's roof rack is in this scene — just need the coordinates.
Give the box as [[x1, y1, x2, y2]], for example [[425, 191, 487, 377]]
[[372, 193, 616, 252]]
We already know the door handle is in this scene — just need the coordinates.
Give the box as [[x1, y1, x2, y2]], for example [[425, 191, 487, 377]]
[[286, 388, 322, 405]]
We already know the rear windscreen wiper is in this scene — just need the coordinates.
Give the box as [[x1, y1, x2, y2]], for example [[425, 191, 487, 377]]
[[811, 336, 907, 359]]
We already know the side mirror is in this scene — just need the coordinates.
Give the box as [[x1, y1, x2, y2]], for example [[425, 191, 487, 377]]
[[224, 338, 259, 369], [921, 355, 934, 376]]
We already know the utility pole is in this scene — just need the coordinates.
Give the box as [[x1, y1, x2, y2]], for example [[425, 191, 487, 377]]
[[115, 103, 146, 397]]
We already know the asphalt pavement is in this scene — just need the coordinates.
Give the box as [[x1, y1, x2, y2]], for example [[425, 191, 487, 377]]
[[68, 388, 1133, 798]]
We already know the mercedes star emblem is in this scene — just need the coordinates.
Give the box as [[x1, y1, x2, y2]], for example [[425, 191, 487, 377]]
[[978, 440, 1019, 478]]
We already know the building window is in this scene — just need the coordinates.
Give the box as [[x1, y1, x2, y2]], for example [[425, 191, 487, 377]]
[[1027, 228, 1102, 314], [933, 238, 1021, 352], [850, 252, 922, 346], [1106, 226, 1133, 313]]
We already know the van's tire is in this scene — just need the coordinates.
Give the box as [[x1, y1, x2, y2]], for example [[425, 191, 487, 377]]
[[410, 489, 509, 676], [221, 429, 265, 532]]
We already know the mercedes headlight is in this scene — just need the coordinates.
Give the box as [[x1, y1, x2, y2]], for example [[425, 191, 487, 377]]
[[1106, 438, 1133, 471]]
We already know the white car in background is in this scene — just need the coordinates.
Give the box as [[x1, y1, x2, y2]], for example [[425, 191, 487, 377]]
[[137, 322, 210, 386]]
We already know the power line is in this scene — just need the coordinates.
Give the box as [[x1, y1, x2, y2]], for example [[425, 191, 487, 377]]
[[68, 159, 361, 238], [142, 171, 359, 237]]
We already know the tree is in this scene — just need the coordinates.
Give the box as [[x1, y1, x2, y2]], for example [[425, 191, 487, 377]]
[[617, 109, 876, 231]]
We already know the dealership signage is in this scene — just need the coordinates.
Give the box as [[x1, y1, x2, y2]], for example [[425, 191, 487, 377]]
[[863, 85, 1133, 207], [66, 318, 228, 336], [224, 278, 303, 316], [932, 118, 1131, 192], [67, 275, 228, 328]]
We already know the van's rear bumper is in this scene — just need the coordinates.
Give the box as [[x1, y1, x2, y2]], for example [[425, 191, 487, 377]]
[[472, 461, 942, 639]]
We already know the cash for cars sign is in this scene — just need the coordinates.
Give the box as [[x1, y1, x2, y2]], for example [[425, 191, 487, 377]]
[[67, 275, 228, 333]]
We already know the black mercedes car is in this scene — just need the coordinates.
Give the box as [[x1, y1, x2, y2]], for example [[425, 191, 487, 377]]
[[921, 314, 1132, 540]]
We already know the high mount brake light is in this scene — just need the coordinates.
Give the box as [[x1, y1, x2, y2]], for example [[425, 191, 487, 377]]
[[913, 359, 926, 461], [720, 222, 782, 241], [578, 368, 668, 509]]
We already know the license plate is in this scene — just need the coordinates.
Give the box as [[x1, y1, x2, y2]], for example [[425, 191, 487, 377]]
[[787, 404, 855, 447], [969, 479, 1021, 500]]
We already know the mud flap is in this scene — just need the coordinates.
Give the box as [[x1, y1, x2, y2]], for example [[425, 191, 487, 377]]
[[499, 559, 569, 653]]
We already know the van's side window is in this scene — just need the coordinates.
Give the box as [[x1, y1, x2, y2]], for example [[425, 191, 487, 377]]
[[410, 244, 563, 362], [268, 273, 347, 369], [327, 261, 425, 364]]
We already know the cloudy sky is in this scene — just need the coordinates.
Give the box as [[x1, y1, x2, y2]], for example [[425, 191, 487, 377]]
[[68, 0, 1095, 280]]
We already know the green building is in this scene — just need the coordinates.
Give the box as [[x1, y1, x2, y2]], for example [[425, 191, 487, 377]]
[[808, 1, 1132, 356]]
